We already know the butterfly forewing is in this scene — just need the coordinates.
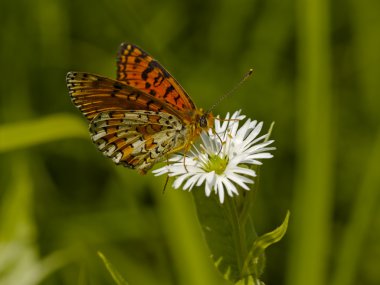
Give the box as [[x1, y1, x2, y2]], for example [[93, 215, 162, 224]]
[[117, 43, 196, 114], [67, 71, 181, 121]]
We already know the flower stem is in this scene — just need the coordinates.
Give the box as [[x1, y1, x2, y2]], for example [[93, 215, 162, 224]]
[[224, 194, 246, 273]]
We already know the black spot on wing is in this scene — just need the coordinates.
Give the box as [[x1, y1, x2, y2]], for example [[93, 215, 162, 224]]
[[113, 82, 123, 89], [151, 60, 170, 78], [163, 85, 174, 98], [141, 63, 154, 80]]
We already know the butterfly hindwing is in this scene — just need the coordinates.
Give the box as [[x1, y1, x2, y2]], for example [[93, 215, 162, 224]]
[[117, 43, 196, 113], [89, 110, 188, 174]]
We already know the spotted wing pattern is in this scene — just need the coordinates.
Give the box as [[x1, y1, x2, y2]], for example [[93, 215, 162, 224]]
[[117, 43, 196, 115], [66, 44, 206, 174], [90, 110, 187, 174], [67, 71, 182, 121]]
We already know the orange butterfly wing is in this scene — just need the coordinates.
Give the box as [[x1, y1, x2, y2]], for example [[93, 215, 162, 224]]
[[66, 72, 190, 174], [66, 72, 183, 121], [117, 43, 196, 115], [66, 44, 208, 174]]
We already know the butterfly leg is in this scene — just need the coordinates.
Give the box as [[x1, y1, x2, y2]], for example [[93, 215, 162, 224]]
[[212, 129, 225, 155], [183, 155, 189, 173], [162, 175, 170, 194], [162, 156, 171, 193], [214, 117, 240, 123], [182, 143, 193, 173]]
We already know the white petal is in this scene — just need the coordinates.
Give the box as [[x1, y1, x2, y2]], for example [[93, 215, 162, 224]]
[[226, 172, 253, 189], [183, 174, 202, 190], [173, 173, 193, 189], [247, 153, 274, 160], [232, 167, 256, 177], [246, 140, 275, 153], [205, 181, 212, 196], [222, 177, 239, 196], [246, 121, 263, 140], [153, 166, 169, 176], [236, 119, 254, 140], [216, 179, 225, 203], [196, 173, 207, 186], [244, 159, 263, 165], [206, 171, 217, 186]]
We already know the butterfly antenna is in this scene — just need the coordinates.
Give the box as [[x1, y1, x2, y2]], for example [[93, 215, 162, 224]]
[[206, 68, 253, 114]]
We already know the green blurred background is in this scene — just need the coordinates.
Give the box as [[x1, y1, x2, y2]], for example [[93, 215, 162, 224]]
[[1, 0, 379, 284]]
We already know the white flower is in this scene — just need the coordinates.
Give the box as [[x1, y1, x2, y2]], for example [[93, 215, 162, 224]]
[[153, 110, 275, 203]]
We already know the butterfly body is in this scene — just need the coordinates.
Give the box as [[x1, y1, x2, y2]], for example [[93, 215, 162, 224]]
[[67, 44, 213, 174]]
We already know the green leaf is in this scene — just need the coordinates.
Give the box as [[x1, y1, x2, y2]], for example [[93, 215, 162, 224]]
[[0, 157, 71, 285], [235, 275, 265, 285], [192, 189, 257, 282], [243, 211, 290, 276], [97, 252, 129, 285], [0, 113, 88, 153]]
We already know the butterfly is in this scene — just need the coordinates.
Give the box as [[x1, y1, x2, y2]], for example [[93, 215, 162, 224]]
[[66, 43, 214, 174]]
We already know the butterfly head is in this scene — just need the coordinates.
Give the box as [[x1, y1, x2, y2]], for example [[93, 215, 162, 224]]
[[195, 109, 214, 132]]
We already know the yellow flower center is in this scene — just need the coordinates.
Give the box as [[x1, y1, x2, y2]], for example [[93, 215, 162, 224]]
[[204, 155, 228, 175]]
